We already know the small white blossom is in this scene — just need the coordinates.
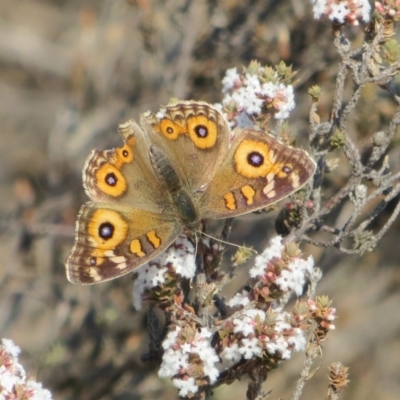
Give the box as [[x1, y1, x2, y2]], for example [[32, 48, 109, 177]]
[[26, 380, 53, 400], [239, 337, 263, 359], [310, 0, 371, 24], [132, 236, 195, 310], [0, 339, 53, 399], [162, 328, 179, 349], [228, 292, 251, 308], [221, 342, 242, 363], [274, 84, 295, 120], [163, 236, 196, 278], [275, 255, 314, 295], [221, 67, 296, 125], [222, 68, 240, 92], [250, 236, 284, 278], [260, 81, 276, 97], [159, 326, 219, 395], [331, 2, 350, 23], [1, 339, 21, 359], [233, 309, 265, 337], [159, 347, 190, 377], [132, 263, 168, 310], [172, 377, 198, 397], [287, 328, 307, 352]]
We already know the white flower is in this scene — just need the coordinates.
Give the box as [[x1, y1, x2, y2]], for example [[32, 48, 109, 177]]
[[0, 367, 22, 393], [221, 343, 241, 363], [275, 255, 314, 296], [250, 236, 284, 278], [232, 309, 265, 337], [132, 236, 195, 310], [1, 339, 20, 359], [274, 84, 295, 120], [260, 81, 276, 98], [330, 3, 349, 23], [265, 335, 289, 358], [172, 377, 198, 397], [0, 339, 53, 399], [132, 263, 167, 310], [311, 0, 326, 18], [163, 236, 196, 278], [159, 347, 189, 377], [244, 73, 262, 93], [162, 327, 180, 349], [222, 68, 240, 92], [310, 0, 371, 24], [159, 326, 219, 391], [260, 313, 307, 360], [26, 380, 53, 400], [239, 337, 262, 359], [228, 292, 250, 308], [287, 328, 307, 352]]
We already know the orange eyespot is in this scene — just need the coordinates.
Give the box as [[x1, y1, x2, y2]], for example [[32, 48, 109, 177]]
[[116, 143, 134, 164], [158, 119, 185, 140], [88, 209, 128, 249], [96, 164, 127, 197], [234, 140, 273, 178], [187, 115, 217, 149]]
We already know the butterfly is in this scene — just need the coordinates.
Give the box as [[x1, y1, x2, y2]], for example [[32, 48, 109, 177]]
[[66, 101, 316, 284]]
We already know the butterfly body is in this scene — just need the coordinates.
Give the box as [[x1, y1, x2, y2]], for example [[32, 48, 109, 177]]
[[66, 101, 316, 285]]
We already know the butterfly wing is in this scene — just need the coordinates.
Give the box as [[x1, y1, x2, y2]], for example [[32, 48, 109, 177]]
[[141, 101, 230, 195], [67, 120, 184, 285], [200, 129, 316, 219], [83, 120, 169, 213], [66, 202, 182, 284]]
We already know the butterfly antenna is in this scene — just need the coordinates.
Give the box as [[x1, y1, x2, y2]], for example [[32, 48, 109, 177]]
[[199, 230, 258, 255]]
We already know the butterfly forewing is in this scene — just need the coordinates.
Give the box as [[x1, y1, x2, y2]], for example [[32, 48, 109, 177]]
[[141, 101, 230, 195]]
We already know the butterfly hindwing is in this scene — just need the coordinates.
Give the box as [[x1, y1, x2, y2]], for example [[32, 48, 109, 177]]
[[66, 202, 181, 284]]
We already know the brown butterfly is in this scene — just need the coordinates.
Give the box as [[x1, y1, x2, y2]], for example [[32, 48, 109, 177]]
[[66, 101, 316, 284]]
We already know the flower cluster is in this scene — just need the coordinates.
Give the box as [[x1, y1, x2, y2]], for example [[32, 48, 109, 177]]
[[308, 296, 337, 340], [310, 0, 371, 25], [152, 236, 337, 395], [132, 236, 195, 310], [159, 326, 219, 397], [219, 61, 296, 128], [218, 308, 307, 367], [0, 338, 52, 400], [249, 236, 314, 299], [374, 0, 400, 20]]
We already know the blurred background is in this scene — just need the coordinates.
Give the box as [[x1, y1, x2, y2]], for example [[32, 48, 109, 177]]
[[0, 0, 399, 399]]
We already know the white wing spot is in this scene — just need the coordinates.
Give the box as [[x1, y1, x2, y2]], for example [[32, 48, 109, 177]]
[[266, 172, 275, 182], [116, 262, 127, 270], [291, 172, 300, 188], [88, 268, 102, 281], [263, 180, 275, 195]]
